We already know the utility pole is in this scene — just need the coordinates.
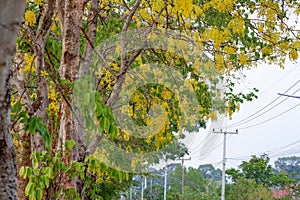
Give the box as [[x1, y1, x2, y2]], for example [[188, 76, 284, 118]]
[[141, 177, 144, 200], [213, 129, 238, 200], [179, 157, 191, 199], [150, 178, 153, 200], [130, 187, 132, 200], [164, 166, 167, 200]]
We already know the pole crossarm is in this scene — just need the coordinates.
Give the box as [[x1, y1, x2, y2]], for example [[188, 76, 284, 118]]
[[212, 129, 238, 134]]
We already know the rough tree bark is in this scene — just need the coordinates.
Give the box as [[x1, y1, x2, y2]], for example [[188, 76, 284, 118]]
[[56, 0, 85, 195], [0, 1, 26, 199], [31, 0, 55, 152], [12, 1, 55, 199]]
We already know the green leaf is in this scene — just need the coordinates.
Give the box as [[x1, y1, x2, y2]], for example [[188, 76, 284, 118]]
[[36, 187, 43, 200], [11, 101, 22, 113], [25, 182, 35, 196], [64, 140, 76, 149], [44, 177, 50, 188], [38, 180, 45, 190], [79, 171, 85, 180], [33, 168, 40, 176], [43, 167, 53, 178], [27, 168, 33, 177], [29, 176, 37, 183], [29, 191, 36, 200], [109, 125, 118, 139], [20, 166, 28, 179], [100, 117, 110, 131]]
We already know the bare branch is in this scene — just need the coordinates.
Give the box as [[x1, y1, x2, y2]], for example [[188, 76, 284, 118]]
[[79, 0, 100, 78], [122, 0, 142, 32]]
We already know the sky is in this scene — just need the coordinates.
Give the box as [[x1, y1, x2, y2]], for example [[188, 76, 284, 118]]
[[177, 60, 300, 170]]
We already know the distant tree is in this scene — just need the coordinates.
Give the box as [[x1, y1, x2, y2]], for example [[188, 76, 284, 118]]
[[199, 164, 222, 181], [275, 156, 300, 180], [167, 165, 220, 200], [226, 154, 294, 188], [144, 184, 164, 200]]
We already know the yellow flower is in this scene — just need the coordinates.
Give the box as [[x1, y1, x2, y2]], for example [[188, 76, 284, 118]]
[[48, 89, 57, 101], [262, 46, 273, 55], [215, 54, 224, 71], [228, 14, 245, 36], [209, 111, 218, 121], [24, 10, 36, 26], [123, 131, 130, 141], [34, 0, 43, 4], [257, 23, 264, 32], [47, 102, 59, 114], [30, 93, 37, 100], [289, 49, 298, 60], [239, 53, 248, 65], [224, 46, 236, 54], [173, 0, 193, 18], [23, 53, 35, 72], [210, 0, 234, 13], [41, 70, 48, 78], [51, 23, 57, 31]]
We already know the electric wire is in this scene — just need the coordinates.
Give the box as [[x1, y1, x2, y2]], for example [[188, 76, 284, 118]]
[[260, 66, 299, 94], [239, 102, 300, 130], [188, 73, 300, 165], [229, 88, 300, 128], [191, 101, 300, 164], [227, 139, 300, 161], [265, 139, 300, 155], [225, 80, 300, 129]]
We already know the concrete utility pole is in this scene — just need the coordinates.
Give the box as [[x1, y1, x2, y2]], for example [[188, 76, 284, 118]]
[[213, 129, 238, 200], [179, 157, 191, 199], [130, 187, 132, 200], [141, 177, 144, 200], [150, 178, 153, 200], [164, 166, 167, 200]]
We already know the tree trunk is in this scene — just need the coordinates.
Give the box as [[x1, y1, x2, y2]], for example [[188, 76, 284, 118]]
[[31, 0, 55, 152], [0, 1, 26, 199], [56, 0, 85, 196]]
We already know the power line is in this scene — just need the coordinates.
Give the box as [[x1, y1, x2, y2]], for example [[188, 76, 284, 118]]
[[228, 89, 300, 128], [191, 132, 221, 157], [259, 66, 299, 94], [193, 134, 234, 161], [265, 139, 300, 155], [225, 80, 300, 128], [226, 139, 300, 161], [191, 101, 300, 163], [268, 145, 300, 158], [278, 93, 300, 99], [189, 79, 300, 166], [239, 102, 300, 130]]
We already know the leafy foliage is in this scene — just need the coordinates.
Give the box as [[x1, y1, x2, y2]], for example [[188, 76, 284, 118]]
[[199, 164, 222, 181], [226, 154, 296, 188], [167, 165, 221, 200], [275, 156, 300, 180], [226, 178, 275, 200]]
